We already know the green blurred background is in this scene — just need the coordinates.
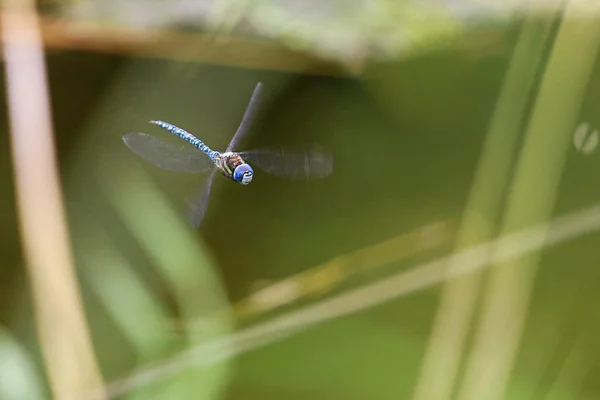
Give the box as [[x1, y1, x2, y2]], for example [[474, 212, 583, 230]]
[[2, 1, 600, 399]]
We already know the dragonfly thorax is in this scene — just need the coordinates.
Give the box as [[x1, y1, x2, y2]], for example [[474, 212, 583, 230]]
[[215, 152, 254, 185]]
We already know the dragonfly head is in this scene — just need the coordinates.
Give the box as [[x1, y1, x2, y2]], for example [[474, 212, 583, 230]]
[[233, 163, 254, 185]]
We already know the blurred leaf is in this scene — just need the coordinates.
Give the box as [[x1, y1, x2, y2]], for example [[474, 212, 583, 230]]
[[56, 58, 246, 399], [81, 230, 176, 361], [0, 327, 46, 400]]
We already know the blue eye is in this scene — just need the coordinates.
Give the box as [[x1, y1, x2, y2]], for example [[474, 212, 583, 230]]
[[233, 164, 254, 185]]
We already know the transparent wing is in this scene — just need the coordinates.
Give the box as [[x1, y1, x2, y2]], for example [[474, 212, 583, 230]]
[[226, 82, 264, 152], [239, 145, 333, 180], [123, 132, 213, 173], [185, 168, 218, 228]]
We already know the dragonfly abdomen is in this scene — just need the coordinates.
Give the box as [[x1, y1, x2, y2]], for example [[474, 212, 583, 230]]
[[149, 120, 219, 162]]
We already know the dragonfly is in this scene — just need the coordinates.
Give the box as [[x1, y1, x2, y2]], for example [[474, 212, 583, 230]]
[[123, 82, 333, 228]]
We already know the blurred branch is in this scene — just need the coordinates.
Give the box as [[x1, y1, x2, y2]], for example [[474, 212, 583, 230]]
[[2, 3, 105, 400], [0, 12, 512, 77], [10, 14, 357, 76], [232, 220, 454, 319]]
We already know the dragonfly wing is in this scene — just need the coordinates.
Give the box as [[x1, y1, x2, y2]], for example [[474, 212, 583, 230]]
[[239, 145, 333, 180], [185, 168, 218, 228], [123, 132, 214, 173], [226, 82, 264, 152]]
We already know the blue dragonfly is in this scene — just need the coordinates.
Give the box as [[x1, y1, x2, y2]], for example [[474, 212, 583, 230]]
[[123, 82, 333, 228]]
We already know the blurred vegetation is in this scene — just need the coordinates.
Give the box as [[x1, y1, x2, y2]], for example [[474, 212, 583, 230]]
[[2, 1, 600, 399]]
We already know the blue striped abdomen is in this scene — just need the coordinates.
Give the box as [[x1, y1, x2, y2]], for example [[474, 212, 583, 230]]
[[149, 120, 219, 162]]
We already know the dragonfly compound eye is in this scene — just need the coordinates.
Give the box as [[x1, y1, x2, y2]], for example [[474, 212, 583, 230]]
[[233, 164, 254, 185]]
